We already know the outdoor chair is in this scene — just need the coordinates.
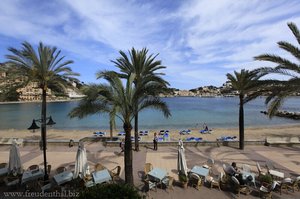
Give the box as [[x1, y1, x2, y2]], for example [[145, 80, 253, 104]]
[[28, 164, 39, 171], [68, 164, 75, 172], [0, 163, 7, 169], [56, 166, 66, 174], [266, 161, 283, 176], [256, 162, 267, 177], [208, 172, 221, 190], [110, 166, 121, 182], [94, 163, 106, 171], [144, 163, 153, 178], [203, 158, 214, 174], [37, 179, 52, 193], [289, 176, 300, 192], [4, 176, 20, 189], [162, 176, 174, 191], [0, 163, 8, 183], [242, 164, 251, 173], [259, 181, 277, 199], [203, 158, 214, 168], [231, 176, 251, 197], [144, 179, 157, 192], [274, 177, 292, 195], [222, 163, 228, 174], [189, 173, 202, 190], [265, 161, 279, 171]]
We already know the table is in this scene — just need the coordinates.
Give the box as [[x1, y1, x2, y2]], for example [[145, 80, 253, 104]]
[[269, 169, 284, 179], [92, 169, 112, 184], [21, 169, 44, 184], [53, 171, 73, 185], [190, 166, 209, 181], [148, 168, 168, 182], [148, 168, 168, 188], [241, 171, 256, 188], [0, 167, 8, 176], [85, 180, 95, 187]]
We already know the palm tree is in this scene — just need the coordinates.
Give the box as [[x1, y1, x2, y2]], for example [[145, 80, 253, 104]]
[[226, 69, 265, 150], [69, 73, 171, 185], [97, 48, 169, 151], [6, 41, 79, 180], [254, 22, 300, 117], [67, 84, 117, 138]]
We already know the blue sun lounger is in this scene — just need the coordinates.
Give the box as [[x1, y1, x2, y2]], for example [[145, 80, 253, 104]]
[[186, 137, 202, 142], [200, 129, 212, 134], [139, 130, 149, 136], [94, 132, 106, 137], [118, 132, 125, 136], [131, 136, 141, 141], [217, 136, 237, 141]]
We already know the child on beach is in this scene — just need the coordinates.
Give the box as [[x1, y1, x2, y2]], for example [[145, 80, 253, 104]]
[[153, 132, 158, 150]]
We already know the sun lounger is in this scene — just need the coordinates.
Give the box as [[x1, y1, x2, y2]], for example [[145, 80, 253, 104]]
[[93, 132, 106, 137], [131, 136, 141, 142], [139, 130, 149, 136], [159, 130, 165, 135], [217, 136, 237, 141], [200, 129, 212, 134], [118, 132, 125, 136], [186, 137, 202, 142], [179, 129, 192, 135]]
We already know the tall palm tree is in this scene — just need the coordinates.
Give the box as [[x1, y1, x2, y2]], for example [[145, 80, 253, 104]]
[[254, 22, 300, 117], [226, 69, 265, 150], [69, 73, 171, 185], [6, 41, 79, 180], [97, 48, 169, 151]]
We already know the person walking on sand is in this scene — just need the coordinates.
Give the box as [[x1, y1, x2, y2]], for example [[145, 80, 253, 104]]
[[153, 132, 158, 150], [119, 138, 125, 155]]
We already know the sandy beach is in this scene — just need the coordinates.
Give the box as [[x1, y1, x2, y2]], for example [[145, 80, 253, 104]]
[[0, 124, 299, 142]]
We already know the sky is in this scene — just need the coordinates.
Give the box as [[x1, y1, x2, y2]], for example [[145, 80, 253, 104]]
[[0, 0, 300, 89]]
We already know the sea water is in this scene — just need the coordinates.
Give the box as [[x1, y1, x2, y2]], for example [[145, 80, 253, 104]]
[[0, 97, 299, 130]]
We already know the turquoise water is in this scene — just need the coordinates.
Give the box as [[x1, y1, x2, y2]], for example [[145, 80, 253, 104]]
[[0, 97, 299, 130]]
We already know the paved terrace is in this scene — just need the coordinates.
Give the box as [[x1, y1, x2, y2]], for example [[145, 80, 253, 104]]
[[0, 142, 300, 199]]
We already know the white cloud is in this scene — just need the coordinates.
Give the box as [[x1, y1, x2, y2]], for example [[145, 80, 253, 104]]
[[0, 0, 300, 89]]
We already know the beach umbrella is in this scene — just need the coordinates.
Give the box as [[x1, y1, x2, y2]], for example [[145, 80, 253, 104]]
[[177, 139, 188, 176], [73, 141, 89, 179], [8, 139, 22, 174]]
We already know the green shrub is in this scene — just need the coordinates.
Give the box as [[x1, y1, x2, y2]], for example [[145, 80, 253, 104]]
[[259, 174, 273, 184], [178, 173, 188, 182], [79, 183, 142, 199]]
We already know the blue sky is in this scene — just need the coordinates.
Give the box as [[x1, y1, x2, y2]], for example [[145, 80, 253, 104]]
[[0, 0, 300, 89]]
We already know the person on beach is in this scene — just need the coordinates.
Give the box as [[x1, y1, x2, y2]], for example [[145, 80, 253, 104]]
[[119, 138, 125, 154], [227, 162, 239, 176], [230, 162, 248, 185], [203, 123, 209, 131], [232, 162, 238, 171], [153, 132, 158, 150]]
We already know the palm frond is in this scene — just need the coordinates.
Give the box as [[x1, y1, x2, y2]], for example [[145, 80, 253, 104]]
[[288, 22, 300, 45]]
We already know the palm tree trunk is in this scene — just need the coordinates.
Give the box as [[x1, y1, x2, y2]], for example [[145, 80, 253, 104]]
[[134, 113, 139, 151], [123, 122, 133, 185], [41, 88, 49, 180], [109, 120, 113, 138], [239, 95, 244, 150]]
